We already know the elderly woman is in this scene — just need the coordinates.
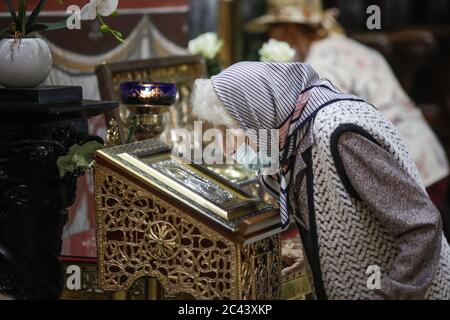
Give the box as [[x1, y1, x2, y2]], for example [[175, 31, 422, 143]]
[[191, 62, 450, 300]]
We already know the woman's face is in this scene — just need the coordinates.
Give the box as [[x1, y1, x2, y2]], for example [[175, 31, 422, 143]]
[[269, 24, 299, 49]]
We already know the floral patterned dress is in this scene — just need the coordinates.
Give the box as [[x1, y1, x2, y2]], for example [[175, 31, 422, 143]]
[[306, 34, 449, 187]]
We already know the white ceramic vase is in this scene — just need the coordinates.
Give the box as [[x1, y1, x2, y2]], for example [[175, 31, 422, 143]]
[[0, 38, 53, 88]]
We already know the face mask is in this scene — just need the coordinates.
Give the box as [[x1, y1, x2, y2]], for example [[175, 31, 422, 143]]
[[232, 143, 272, 171]]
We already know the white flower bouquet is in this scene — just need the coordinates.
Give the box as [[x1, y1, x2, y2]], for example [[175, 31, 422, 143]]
[[259, 39, 296, 63], [188, 32, 224, 76]]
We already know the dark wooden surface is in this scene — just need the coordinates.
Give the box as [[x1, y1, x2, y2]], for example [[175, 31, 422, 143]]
[[0, 99, 117, 300], [0, 86, 83, 105], [0, 99, 118, 118]]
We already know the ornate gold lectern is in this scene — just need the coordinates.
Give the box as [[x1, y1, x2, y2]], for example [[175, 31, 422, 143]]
[[93, 140, 282, 299]]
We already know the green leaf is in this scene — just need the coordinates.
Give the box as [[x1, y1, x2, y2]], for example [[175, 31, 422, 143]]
[[0, 29, 14, 39], [17, 0, 27, 35], [4, 0, 17, 21], [26, 0, 48, 34], [56, 141, 105, 177], [41, 19, 68, 31], [0, 28, 7, 37], [26, 23, 49, 34]]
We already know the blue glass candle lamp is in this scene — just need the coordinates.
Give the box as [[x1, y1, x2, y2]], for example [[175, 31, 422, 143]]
[[120, 82, 177, 106], [120, 82, 177, 141]]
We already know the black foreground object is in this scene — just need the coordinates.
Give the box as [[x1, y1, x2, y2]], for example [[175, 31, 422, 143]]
[[0, 86, 83, 105], [0, 91, 118, 300]]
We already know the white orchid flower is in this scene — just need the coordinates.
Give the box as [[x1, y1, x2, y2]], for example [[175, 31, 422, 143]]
[[79, 0, 125, 43], [81, 0, 119, 21]]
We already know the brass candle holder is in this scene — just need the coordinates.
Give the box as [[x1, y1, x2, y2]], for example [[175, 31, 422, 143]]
[[124, 104, 171, 142]]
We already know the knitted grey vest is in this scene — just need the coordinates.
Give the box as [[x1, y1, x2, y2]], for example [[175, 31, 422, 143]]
[[307, 100, 450, 299]]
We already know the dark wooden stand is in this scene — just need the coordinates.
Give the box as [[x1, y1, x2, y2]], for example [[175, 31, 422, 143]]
[[0, 99, 118, 299]]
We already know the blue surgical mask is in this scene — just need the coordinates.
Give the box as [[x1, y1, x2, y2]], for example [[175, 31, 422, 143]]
[[232, 143, 272, 171]]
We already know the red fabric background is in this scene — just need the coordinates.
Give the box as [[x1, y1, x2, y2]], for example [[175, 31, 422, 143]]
[[0, 0, 188, 11]]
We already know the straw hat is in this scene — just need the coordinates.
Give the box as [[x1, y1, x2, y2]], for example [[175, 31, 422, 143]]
[[246, 0, 344, 34]]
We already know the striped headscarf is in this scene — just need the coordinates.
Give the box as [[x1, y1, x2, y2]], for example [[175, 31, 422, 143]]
[[211, 62, 363, 229]]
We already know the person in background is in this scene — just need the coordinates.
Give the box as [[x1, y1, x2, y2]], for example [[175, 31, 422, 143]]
[[191, 62, 450, 299], [247, 0, 450, 238]]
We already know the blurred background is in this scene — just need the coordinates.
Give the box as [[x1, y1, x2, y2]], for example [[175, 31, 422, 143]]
[[1, 0, 448, 261]]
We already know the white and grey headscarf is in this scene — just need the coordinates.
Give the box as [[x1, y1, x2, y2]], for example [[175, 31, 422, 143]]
[[211, 62, 363, 229]]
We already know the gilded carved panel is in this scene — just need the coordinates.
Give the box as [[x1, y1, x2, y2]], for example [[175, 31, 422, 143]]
[[94, 164, 281, 299]]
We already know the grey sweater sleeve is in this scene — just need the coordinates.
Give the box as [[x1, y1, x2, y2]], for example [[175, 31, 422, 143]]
[[337, 131, 442, 300]]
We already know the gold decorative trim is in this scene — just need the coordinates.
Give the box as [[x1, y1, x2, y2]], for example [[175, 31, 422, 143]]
[[106, 118, 121, 147], [94, 163, 281, 299], [95, 165, 237, 298], [117, 152, 231, 219]]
